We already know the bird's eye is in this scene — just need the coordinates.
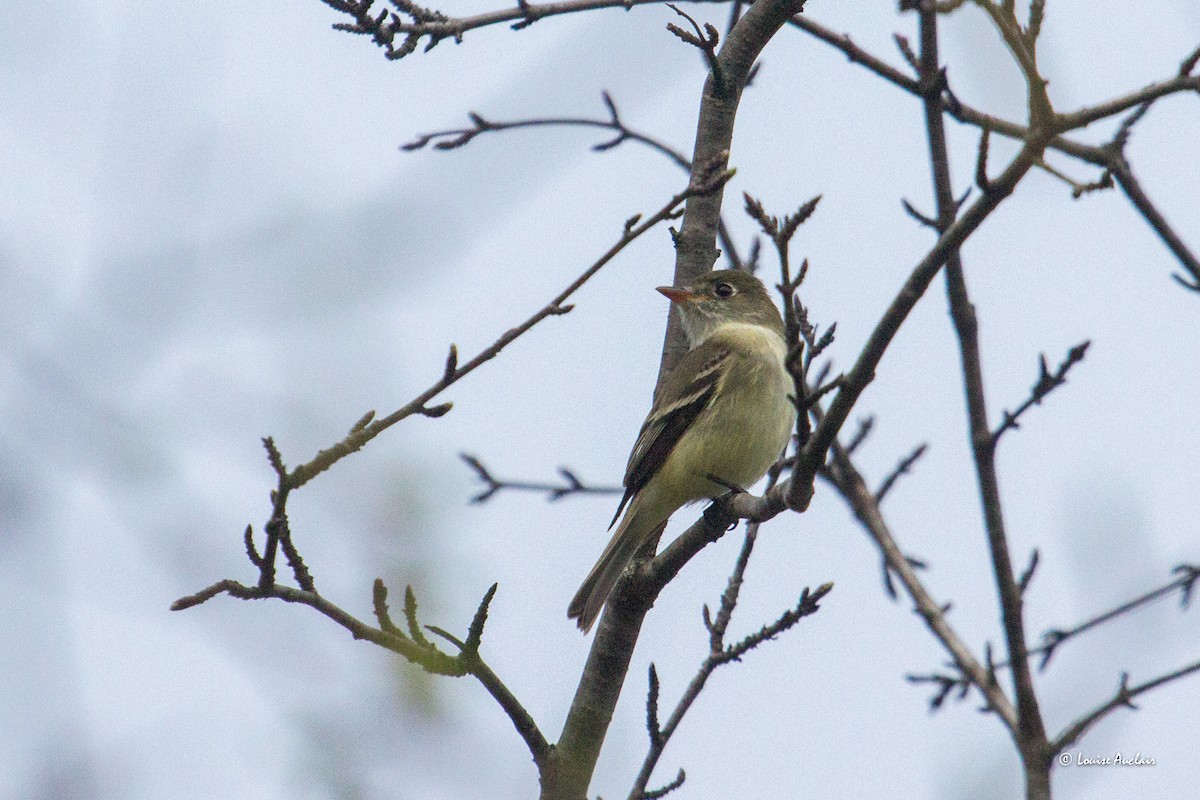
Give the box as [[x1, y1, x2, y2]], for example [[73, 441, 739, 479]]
[[714, 282, 736, 298]]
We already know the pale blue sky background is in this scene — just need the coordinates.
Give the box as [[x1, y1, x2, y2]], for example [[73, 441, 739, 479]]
[[2, 1, 1198, 798]]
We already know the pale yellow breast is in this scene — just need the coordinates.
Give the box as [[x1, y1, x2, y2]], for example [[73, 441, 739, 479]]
[[657, 322, 795, 505]]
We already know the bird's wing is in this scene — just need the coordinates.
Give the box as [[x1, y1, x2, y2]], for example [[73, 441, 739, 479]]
[[608, 339, 731, 528]]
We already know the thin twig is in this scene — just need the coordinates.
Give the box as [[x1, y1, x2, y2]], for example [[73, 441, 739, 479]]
[[843, 415, 874, 456], [173, 578, 551, 763], [1105, 153, 1200, 291], [1034, 564, 1200, 670], [789, 15, 1200, 287], [403, 94, 751, 270], [1053, 661, 1200, 754], [460, 453, 621, 503], [402, 95, 688, 169], [992, 342, 1091, 443], [1054, 73, 1200, 132], [322, 0, 733, 59], [907, 564, 1200, 707], [630, 464, 800, 797], [284, 170, 731, 493], [874, 443, 928, 504], [629, 547, 829, 799], [666, 4, 724, 92]]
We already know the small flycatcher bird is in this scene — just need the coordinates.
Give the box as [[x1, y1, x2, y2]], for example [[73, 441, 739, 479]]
[[568, 270, 795, 631]]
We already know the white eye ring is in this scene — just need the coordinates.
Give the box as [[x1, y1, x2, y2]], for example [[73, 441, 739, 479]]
[[714, 282, 736, 298]]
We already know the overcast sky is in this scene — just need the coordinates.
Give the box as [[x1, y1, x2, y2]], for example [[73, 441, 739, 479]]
[[2, 1, 1198, 799]]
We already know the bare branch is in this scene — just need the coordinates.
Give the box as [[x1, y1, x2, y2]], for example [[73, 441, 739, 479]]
[[915, 1, 1049, 749], [403, 95, 689, 170], [280, 172, 727, 494], [643, 768, 686, 799], [1055, 73, 1200, 132], [1180, 44, 1200, 77], [907, 670, 972, 712], [666, 4, 723, 91], [974, 124, 991, 193], [1053, 662, 1200, 754], [321, 0, 734, 60], [629, 524, 829, 799], [1025, 0, 1045, 44], [1112, 100, 1153, 152], [1104, 153, 1200, 292], [992, 341, 1091, 444], [909, 565, 1200, 716], [788, 16, 920, 95], [645, 664, 663, 749], [820, 438, 1017, 729], [913, 564, 1200, 698], [901, 197, 940, 230], [843, 415, 874, 456], [721, 583, 832, 662], [1034, 564, 1200, 670], [892, 33, 920, 75], [790, 16, 1200, 287], [460, 453, 620, 503], [176, 575, 551, 764], [874, 443, 928, 504], [1017, 549, 1040, 596]]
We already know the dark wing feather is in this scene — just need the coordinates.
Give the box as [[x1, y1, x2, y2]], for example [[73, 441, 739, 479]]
[[608, 341, 730, 528]]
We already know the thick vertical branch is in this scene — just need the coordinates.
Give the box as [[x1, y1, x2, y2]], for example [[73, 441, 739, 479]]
[[546, 2, 807, 798], [659, 0, 807, 373], [915, 5, 1049, 797]]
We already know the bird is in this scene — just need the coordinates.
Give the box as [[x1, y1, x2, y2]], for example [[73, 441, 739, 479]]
[[568, 269, 795, 631]]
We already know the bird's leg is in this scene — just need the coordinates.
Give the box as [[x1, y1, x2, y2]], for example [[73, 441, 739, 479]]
[[703, 473, 747, 496]]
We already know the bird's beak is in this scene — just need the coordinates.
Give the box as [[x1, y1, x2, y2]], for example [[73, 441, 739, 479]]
[[657, 286, 701, 304]]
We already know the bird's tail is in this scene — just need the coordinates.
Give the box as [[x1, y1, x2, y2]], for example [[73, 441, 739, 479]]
[[568, 500, 664, 633]]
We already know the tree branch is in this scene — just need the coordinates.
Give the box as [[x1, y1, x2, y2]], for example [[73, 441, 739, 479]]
[[629, 521, 829, 799], [821, 438, 1018, 729], [913, 4, 1050, 782], [402, 94, 690, 170], [548, 4, 808, 796], [788, 137, 1049, 513], [321, 0, 731, 59], [874, 443, 928, 504], [992, 342, 1091, 444], [1054, 73, 1200, 132], [402, 93, 748, 270], [1105, 153, 1200, 292], [283, 170, 729, 494], [1052, 661, 1200, 755], [459, 453, 621, 503], [1034, 564, 1200, 670], [625, 462, 830, 798], [789, 14, 1200, 289], [174, 579, 552, 765]]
